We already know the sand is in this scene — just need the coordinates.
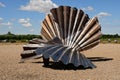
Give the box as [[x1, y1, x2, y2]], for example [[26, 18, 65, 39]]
[[0, 43, 120, 80]]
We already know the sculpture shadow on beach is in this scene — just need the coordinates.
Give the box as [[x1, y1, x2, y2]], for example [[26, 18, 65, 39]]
[[44, 62, 89, 70], [87, 57, 113, 62], [32, 61, 90, 70], [32, 57, 113, 70]]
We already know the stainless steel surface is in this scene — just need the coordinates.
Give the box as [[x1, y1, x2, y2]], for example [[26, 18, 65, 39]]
[[39, 6, 101, 68], [21, 6, 101, 68]]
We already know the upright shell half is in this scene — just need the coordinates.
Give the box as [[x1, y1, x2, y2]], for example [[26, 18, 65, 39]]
[[36, 6, 101, 68]]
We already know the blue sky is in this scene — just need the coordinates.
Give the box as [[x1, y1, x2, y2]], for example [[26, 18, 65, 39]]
[[0, 0, 120, 35]]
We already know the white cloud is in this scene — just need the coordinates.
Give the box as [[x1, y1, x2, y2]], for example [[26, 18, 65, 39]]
[[18, 18, 32, 27], [0, 17, 13, 27], [97, 12, 111, 18], [82, 6, 94, 11], [0, 2, 6, 7], [22, 22, 32, 27], [19, 18, 30, 24], [19, 0, 58, 13], [30, 29, 34, 32], [0, 17, 3, 21], [8, 26, 12, 29], [0, 22, 13, 26]]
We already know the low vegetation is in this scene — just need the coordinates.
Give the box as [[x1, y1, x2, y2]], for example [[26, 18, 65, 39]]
[[0, 32, 41, 43], [0, 32, 120, 43], [101, 34, 120, 43]]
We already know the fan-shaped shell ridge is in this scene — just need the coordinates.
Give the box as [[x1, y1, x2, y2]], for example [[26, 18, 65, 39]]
[[40, 6, 101, 68]]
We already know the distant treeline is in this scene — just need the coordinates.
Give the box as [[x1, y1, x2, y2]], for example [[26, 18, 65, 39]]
[[0, 34, 41, 41], [0, 32, 120, 43], [101, 34, 120, 43], [0, 32, 42, 42], [102, 34, 120, 38]]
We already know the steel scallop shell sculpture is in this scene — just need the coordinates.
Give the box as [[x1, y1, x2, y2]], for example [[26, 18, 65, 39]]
[[21, 6, 101, 68], [37, 6, 101, 68]]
